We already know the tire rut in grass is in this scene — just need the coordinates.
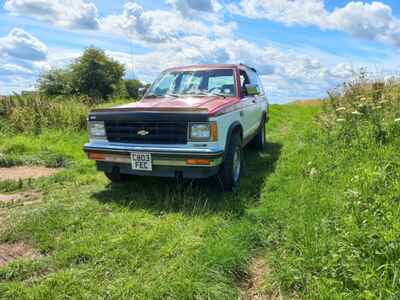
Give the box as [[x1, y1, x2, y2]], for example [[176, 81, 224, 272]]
[[239, 257, 277, 300]]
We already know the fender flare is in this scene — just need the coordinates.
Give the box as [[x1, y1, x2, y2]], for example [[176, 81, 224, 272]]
[[222, 121, 243, 162]]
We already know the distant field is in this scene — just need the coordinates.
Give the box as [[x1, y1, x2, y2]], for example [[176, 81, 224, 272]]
[[291, 98, 323, 106], [0, 94, 399, 298]]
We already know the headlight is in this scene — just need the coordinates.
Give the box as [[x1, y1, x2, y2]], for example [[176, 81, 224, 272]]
[[189, 122, 218, 141], [88, 121, 106, 139]]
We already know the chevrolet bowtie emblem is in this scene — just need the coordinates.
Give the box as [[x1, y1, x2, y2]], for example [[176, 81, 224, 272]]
[[137, 130, 150, 136]]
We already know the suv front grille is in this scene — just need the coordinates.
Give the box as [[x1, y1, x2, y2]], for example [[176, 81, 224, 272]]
[[105, 121, 188, 144]]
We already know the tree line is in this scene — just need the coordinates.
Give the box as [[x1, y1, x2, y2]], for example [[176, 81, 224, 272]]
[[38, 47, 146, 101]]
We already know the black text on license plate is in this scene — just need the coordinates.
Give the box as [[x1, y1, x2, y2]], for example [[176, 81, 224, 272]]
[[131, 152, 152, 171]]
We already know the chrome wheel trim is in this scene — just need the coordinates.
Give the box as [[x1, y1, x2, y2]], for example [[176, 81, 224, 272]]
[[233, 146, 241, 183]]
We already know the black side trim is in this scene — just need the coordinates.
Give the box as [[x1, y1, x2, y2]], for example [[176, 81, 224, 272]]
[[89, 111, 209, 122]]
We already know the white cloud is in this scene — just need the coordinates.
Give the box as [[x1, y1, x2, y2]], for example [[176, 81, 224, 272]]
[[0, 28, 48, 61], [100, 1, 220, 44], [106, 34, 358, 103], [167, 0, 221, 16], [0, 28, 51, 94], [328, 2, 400, 45], [0, 63, 33, 76], [229, 0, 400, 46], [4, 0, 99, 30]]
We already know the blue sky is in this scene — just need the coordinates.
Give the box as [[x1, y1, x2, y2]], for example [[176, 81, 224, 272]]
[[1, 0, 399, 103]]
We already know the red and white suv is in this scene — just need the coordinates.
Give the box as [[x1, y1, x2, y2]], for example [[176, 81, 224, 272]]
[[84, 64, 269, 190]]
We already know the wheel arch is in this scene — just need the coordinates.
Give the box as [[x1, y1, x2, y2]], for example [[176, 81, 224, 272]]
[[222, 121, 243, 162]]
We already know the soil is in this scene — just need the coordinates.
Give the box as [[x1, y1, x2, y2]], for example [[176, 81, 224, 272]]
[[0, 166, 60, 181], [0, 242, 39, 267], [0, 191, 42, 205]]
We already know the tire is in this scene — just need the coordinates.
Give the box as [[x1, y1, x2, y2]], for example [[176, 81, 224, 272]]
[[252, 118, 266, 150], [218, 131, 243, 191], [104, 172, 131, 183]]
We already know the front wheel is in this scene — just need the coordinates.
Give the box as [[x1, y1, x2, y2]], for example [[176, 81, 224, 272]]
[[218, 131, 243, 191], [252, 119, 266, 150]]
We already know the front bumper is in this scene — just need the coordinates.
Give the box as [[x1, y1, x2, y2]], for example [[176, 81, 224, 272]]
[[84, 142, 224, 178]]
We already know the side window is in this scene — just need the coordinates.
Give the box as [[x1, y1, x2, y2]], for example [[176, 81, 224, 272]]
[[239, 70, 250, 97], [257, 75, 265, 95], [247, 70, 263, 95]]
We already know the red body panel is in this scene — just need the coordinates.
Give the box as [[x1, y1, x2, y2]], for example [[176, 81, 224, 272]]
[[113, 95, 241, 116]]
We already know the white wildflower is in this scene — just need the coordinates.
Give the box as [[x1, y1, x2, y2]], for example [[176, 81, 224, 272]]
[[336, 118, 345, 122], [336, 107, 346, 112], [309, 168, 318, 177], [395, 118, 400, 123], [360, 97, 367, 101], [351, 111, 362, 115], [347, 189, 361, 198], [379, 100, 388, 104]]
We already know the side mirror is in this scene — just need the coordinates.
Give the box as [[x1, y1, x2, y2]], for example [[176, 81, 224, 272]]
[[244, 84, 260, 96], [138, 87, 147, 97]]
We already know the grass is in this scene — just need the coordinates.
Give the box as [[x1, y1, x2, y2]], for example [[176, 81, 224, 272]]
[[0, 106, 283, 299], [0, 95, 399, 298]]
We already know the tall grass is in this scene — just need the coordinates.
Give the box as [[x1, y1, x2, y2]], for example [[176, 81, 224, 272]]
[[0, 95, 90, 134], [259, 77, 400, 298], [320, 74, 400, 145]]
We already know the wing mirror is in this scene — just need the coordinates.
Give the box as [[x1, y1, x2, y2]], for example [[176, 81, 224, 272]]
[[244, 84, 260, 96], [138, 87, 147, 97]]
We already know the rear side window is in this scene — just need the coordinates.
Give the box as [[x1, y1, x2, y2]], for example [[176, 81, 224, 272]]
[[248, 70, 264, 95]]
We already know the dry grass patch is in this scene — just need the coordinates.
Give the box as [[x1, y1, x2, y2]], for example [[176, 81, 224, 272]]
[[292, 99, 322, 106]]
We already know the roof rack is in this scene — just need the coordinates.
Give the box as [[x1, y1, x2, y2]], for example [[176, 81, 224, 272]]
[[239, 63, 257, 73]]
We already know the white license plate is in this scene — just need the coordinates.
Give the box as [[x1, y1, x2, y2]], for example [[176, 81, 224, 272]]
[[131, 152, 152, 171]]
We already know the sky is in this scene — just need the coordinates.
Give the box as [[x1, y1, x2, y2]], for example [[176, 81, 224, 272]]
[[0, 0, 400, 103]]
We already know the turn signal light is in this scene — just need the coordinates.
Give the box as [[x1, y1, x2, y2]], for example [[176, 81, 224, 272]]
[[186, 159, 211, 165], [88, 152, 106, 161], [210, 122, 218, 141]]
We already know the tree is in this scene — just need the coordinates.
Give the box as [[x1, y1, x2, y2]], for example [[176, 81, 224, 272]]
[[124, 79, 143, 99], [70, 47, 125, 100], [38, 69, 72, 96]]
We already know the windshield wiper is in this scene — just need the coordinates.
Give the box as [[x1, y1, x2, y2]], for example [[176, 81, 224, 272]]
[[208, 92, 227, 99], [165, 93, 180, 98]]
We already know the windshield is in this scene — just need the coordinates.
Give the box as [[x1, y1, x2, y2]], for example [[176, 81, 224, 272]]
[[145, 69, 236, 98]]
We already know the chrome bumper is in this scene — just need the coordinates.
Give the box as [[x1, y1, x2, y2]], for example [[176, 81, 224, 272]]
[[84, 142, 224, 167]]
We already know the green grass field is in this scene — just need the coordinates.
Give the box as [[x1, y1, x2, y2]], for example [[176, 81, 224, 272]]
[[0, 103, 399, 299]]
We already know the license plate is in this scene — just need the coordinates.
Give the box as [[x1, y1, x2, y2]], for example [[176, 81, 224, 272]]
[[131, 152, 152, 171]]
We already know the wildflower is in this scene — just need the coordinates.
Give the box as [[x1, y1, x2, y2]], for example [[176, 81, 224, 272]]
[[309, 168, 318, 177], [395, 118, 400, 123], [347, 189, 360, 198], [351, 111, 362, 115], [336, 107, 346, 112], [360, 97, 367, 101], [336, 118, 345, 122], [379, 100, 388, 104], [373, 106, 382, 110]]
